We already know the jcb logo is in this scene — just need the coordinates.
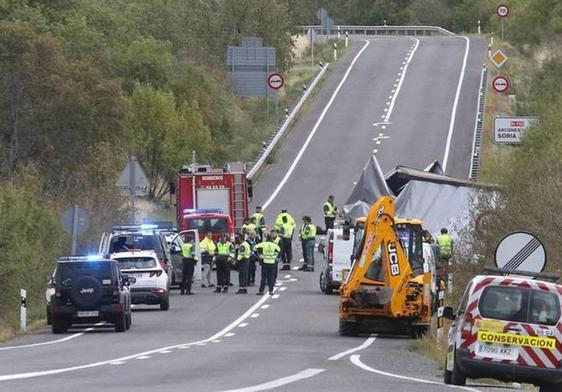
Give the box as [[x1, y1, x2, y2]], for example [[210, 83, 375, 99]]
[[387, 242, 400, 276]]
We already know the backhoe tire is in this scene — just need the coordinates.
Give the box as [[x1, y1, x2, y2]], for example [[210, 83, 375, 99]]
[[339, 320, 359, 337]]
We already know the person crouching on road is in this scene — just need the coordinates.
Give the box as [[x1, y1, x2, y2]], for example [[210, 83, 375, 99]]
[[299, 216, 317, 272], [199, 232, 216, 288], [255, 234, 280, 296], [235, 235, 251, 294], [180, 236, 198, 295], [215, 234, 234, 293]]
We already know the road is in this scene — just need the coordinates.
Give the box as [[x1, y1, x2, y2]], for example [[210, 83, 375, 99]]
[[0, 36, 518, 392]]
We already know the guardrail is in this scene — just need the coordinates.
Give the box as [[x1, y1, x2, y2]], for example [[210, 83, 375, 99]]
[[247, 64, 330, 179], [469, 66, 488, 181], [301, 25, 456, 37]]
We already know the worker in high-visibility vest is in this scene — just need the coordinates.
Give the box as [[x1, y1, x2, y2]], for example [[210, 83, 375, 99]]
[[255, 235, 280, 295], [323, 195, 338, 231], [299, 216, 317, 272], [241, 218, 256, 239], [274, 209, 295, 231], [199, 232, 216, 288], [214, 234, 234, 293], [251, 206, 265, 242], [235, 235, 251, 294], [247, 230, 258, 286], [279, 215, 294, 271], [180, 236, 198, 295], [269, 228, 283, 283], [436, 228, 453, 268]]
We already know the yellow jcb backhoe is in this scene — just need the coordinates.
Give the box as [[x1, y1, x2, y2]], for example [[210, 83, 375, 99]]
[[339, 196, 432, 337]]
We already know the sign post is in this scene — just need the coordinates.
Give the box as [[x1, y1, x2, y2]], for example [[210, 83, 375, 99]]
[[20, 289, 27, 333], [116, 157, 150, 224], [496, 4, 509, 40], [61, 205, 90, 255]]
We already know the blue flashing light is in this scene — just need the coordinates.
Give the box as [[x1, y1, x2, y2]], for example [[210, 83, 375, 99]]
[[86, 254, 101, 261], [196, 208, 224, 214]]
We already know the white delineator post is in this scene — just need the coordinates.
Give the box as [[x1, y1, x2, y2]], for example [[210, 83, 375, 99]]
[[333, 42, 337, 61], [20, 289, 27, 333], [345, 31, 349, 47]]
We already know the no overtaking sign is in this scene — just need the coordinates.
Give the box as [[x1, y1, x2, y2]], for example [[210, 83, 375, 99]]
[[267, 73, 284, 90]]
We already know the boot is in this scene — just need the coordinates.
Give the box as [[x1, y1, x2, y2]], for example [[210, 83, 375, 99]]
[[235, 288, 247, 294], [214, 287, 222, 293], [223, 286, 229, 293], [298, 265, 308, 271]]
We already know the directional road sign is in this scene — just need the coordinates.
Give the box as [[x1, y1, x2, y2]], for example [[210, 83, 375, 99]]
[[492, 75, 510, 93], [496, 4, 509, 17], [267, 73, 284, 90], [490, 48, 508, 68], [495, 231, 546, 273], [117, 157, 149, 189]]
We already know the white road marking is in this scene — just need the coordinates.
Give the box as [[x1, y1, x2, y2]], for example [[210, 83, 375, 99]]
[[157, 350, 171, 354], [136, 356, 150, 360], [251, 313, 260, 318], [373, 149, 378, 153], [381, 125, 387, 129], [238, 323, 248, 328], [221, 368, 326, 392], [328, 335, 377, 361], [0, 322, 105, 352], [272, 294, 280, 299], [261, 304, 270, 309], [442, 36, 470, 173], [261, 40, 371, 210], [178, 346, 191, 349], [350, 355, 480, 391], [109, 362, 124, 366], [279, 287, 287, 291], [212, 340, 222, 343], [225, 333, 236, 337], [292, 266, 299, 270], [384, 38, 420, 123], [283, 275, 291, 278]]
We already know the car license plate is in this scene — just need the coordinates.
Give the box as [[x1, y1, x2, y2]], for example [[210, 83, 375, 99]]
[[77, 311, 99, 318], [475, 342, 518, 361]]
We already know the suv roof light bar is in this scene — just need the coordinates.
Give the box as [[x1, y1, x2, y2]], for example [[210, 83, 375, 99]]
[[483, 267, 560, 282], [182, 208, 224, 215], [58, 255, 106, 262]]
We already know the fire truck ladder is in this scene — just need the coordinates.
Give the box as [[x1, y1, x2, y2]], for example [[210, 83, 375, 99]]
[[231, 173, 247, 231]]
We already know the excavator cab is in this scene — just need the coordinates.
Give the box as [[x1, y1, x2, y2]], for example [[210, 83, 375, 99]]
[[339, 196, 432, 337]]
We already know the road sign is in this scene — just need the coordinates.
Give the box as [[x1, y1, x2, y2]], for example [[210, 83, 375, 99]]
[[494, 116, 539, 144], [496, 4, 509, 17], [316, 7, 328, 20], [61, 205, 90, 255], [267, 73, 284, 90], [495, 231, 546, 273], [492, 75, 509, 93], [306, 28, 317, 43], [116, 157, 149, 188], [490, 48, 508, 68]]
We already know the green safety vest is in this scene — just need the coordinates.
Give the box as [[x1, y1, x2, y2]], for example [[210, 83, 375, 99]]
[[217, 241, 234, 257], [237, 241, 250, 261], [436, 234, 453, 257], [242, 223, 256, 234], [280, 222, 295, 238], [181, 242, 198, 261], [300, 224, 317, 240], [256, 241, 280, 264], [272, 236, 281, 247], [200, 237, 216, 256], [274, 212, 295, 230], [251, 213, 265, 228], [323, 201, 338, 218]]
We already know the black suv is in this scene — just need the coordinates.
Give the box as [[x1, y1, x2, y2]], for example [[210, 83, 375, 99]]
[[50, 257, 134, 333]]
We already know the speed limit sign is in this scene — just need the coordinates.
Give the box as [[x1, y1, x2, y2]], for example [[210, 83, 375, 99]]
[[496, 4, 509, 17]]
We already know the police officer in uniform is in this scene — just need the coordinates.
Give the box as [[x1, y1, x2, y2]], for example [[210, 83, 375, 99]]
[[214, 234, 234, 293], [241, 218, 256, 239], [180, 236, 198, 295], [299, 216, 317, 272], [269, 229, 283, 283], [274, 209, 295, 231], [247, 230, 258, 286], [279, 215, 294, 271], [323, 195, 338, 231], [235, 235, 251, 294], [251, 206, 265, 242], [255, 235, 280, 295], [199, 232, 216, 288]]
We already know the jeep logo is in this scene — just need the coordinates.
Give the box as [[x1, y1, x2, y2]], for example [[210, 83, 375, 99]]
[[387, 242, 400, 276], [80, 288, 94, 294]]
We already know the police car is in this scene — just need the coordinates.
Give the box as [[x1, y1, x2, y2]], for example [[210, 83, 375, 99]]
[[111, 251, 170, 311], [443, 268, 562, 391]]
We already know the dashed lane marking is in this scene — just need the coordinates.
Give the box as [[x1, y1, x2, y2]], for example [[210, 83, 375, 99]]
[[261, 305, 270, 309], [221, 368, 326, 392], [225, 333, 236, 337], [238, 323, 248, 328], [272, 294, 280, 299], [136, 356, 150, 360], [251, 314, 260, 318]]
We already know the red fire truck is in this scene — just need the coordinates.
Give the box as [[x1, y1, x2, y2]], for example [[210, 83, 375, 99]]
[[173, 162, 251, 240]]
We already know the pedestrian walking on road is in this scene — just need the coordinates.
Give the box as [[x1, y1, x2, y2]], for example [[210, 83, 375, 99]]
[[323, 195, 338, 231], [235, 235, 251, 294], [199, 232, 216, 288], [180, 236, 198, 295], [299, 216, 317, 272], [251, 206, 266, 242], [247, 230, 258, 286], [255, 234, 280, 295], [279, 215, 294, 271], [214, 234, 234, 293]]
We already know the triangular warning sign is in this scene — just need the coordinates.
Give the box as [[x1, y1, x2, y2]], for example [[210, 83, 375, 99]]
[[116, 157, 150, 188]]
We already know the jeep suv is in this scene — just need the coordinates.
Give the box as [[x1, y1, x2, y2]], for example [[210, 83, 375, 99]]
[[50, 257, 133, 333]]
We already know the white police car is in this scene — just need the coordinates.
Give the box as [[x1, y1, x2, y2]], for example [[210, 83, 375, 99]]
[[111, 251, 170, 311]]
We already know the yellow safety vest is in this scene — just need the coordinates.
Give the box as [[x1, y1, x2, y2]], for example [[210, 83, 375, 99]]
[[436, 234, 453, 257], [251, 213, 265, 228], [200, 237, 216, 256], [323, 201, 337, 218], [300, 224, 317, 240], [181, 243, 198, 261], [242, 223, 256, 234], [255, 242, 280, 264], [279, 222, 294, 239], [217, 241, 233, 257], [274, 212, 295, 229], [237, 241, 250, 261]]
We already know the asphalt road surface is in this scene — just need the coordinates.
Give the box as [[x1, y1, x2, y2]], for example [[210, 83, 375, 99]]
[[0, 37, 520, 392]]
